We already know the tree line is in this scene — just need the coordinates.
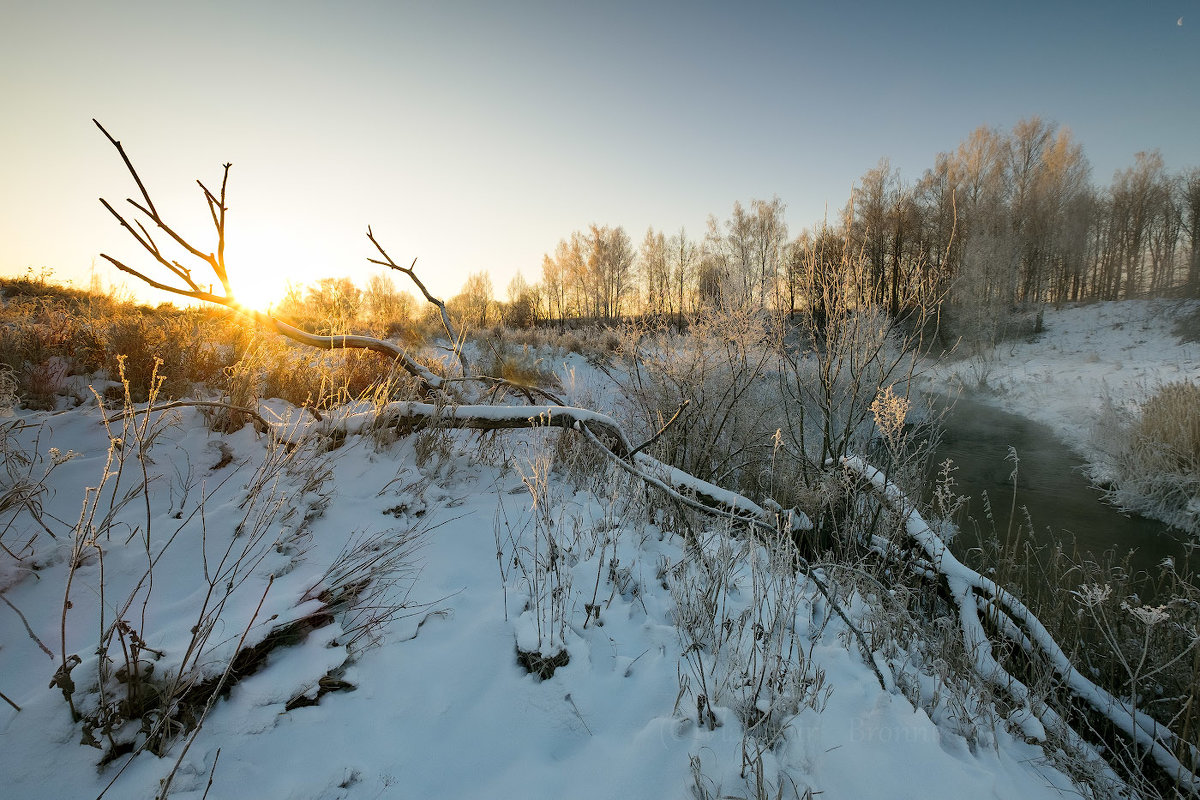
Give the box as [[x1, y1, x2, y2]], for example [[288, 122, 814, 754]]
[[284, 117, 1200, 332]]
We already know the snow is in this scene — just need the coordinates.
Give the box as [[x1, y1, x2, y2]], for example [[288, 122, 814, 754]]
[[923, 299, 1200, 480], [0, 386, 1089, 797]]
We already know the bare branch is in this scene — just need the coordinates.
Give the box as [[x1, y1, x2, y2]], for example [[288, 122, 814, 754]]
[[628, 399, 690, 460], [1, 592, 55, 660], [366, 227, 468, 373], [217, 163, 230, 290], [198, 180, 221, 230], [93, 119, 159, 219], [444, 374, 564, 406], [98, 255, 224, 305], [125, 197, 216, 267], [106, 400, 270, 433], [245, 310, 445, 390]]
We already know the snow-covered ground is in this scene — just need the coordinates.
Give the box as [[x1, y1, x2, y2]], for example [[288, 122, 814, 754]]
[[0, 367, 1086, 798], [923, 299, 1200, 488]]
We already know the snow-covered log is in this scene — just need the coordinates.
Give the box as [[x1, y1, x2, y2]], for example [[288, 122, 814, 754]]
[[841, 454, 1200, 794], [275, 399, 813, 534]]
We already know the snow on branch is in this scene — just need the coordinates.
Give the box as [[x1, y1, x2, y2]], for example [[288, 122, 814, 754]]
[[841, 454, 1199, 793]]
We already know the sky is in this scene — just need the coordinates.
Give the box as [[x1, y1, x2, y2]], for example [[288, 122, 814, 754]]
[[1, 0, 1197, 309]]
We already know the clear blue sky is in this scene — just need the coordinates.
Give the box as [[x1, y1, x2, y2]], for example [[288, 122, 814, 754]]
[[1, 0, 1196, 306]]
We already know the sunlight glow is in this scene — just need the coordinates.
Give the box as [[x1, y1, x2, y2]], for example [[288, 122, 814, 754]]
[[220, 227, 320, 314], [229, 273, 287, 313]]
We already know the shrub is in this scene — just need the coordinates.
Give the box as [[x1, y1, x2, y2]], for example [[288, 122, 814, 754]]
[[481, 342, 561, 393], [616, 307, 780, 494], [1103, 380, 1200, 536]]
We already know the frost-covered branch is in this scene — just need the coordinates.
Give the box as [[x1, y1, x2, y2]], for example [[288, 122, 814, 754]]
[[841, 454, 1199, 793]]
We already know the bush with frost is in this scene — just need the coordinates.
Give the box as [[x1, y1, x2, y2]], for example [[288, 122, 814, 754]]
[[1099, 380, 1200, 536]]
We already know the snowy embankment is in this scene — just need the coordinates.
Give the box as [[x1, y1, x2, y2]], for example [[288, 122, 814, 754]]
[[923, 300, 1200, 514], [0, 382, 1081, 798]]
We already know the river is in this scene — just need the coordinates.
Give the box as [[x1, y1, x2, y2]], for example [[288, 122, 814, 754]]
[[930, 393, 1195, 583]]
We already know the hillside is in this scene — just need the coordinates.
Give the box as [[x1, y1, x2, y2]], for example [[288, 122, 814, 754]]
[[0, 370, 1084, 799]]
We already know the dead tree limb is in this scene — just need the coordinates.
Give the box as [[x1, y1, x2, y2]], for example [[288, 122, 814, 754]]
[[366, 228, 469, 376], [841, 454, 1198, 794], [107, 400, 270, 432], [628, 399, 689, 460], [94, 121, 446, 394]]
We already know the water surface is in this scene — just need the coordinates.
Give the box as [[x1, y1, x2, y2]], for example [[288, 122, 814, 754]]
[[930, 393, 1195, 582]]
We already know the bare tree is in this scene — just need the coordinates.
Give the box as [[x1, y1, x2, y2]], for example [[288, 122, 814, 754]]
[[587, 224, 635, 321], [540, 249, 569, 327], [702, 199, 787, 312], [639, 227, 669, 319], [1183, 168, 1200, 296], [363, 274, 415, 328], [544, 233, 586, 322], [503, 272, 538, 328], [1106, 150, 1171, 298], [666, 227, 697, 328], [847, 159, 894, 306], [305, 277, 362, 331], [455, 270, 494, 331]]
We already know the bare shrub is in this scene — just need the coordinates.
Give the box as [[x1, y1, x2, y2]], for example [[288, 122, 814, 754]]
[[669, 519, 831, 785], [617, 307, 779, 495], [497, 450, 573, 677]]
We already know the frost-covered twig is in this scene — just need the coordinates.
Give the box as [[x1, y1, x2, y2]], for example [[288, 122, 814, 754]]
[[105, 400, 270, 432]]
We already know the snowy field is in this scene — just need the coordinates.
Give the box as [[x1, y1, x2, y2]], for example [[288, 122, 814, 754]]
[[0, 364, 1088, 798], [923, 299, 1200, 490]]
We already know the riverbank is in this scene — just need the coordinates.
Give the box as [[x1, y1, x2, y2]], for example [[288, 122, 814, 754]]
[[921, 299, 1200, 535]]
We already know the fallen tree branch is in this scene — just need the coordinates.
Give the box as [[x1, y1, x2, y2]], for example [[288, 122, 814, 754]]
[[1, 593, 55, 660], [443, 374, 565, 406], [105, 400, 270, 432], [841, 453, 1198, 794], [575, 422, 889, 691]]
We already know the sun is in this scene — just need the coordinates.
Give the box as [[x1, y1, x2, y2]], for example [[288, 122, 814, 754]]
[[230, 273, 287, 313], [221, 232, 305, 313]]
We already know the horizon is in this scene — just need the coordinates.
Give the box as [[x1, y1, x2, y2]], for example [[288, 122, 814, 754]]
[[2, 1, 1197, 307]]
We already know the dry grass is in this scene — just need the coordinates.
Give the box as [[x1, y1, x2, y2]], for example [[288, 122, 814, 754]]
[[957, 474, 1200, 797], [1103, 380, 1200, 536], [480, 341, 562, 393], [0, 278, 428, 417], [1134, 381, 1200, 472], [0, 279, 248, 405]]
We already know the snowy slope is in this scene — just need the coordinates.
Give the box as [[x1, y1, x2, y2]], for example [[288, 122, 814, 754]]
[[0, 391, 1083, 799]]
